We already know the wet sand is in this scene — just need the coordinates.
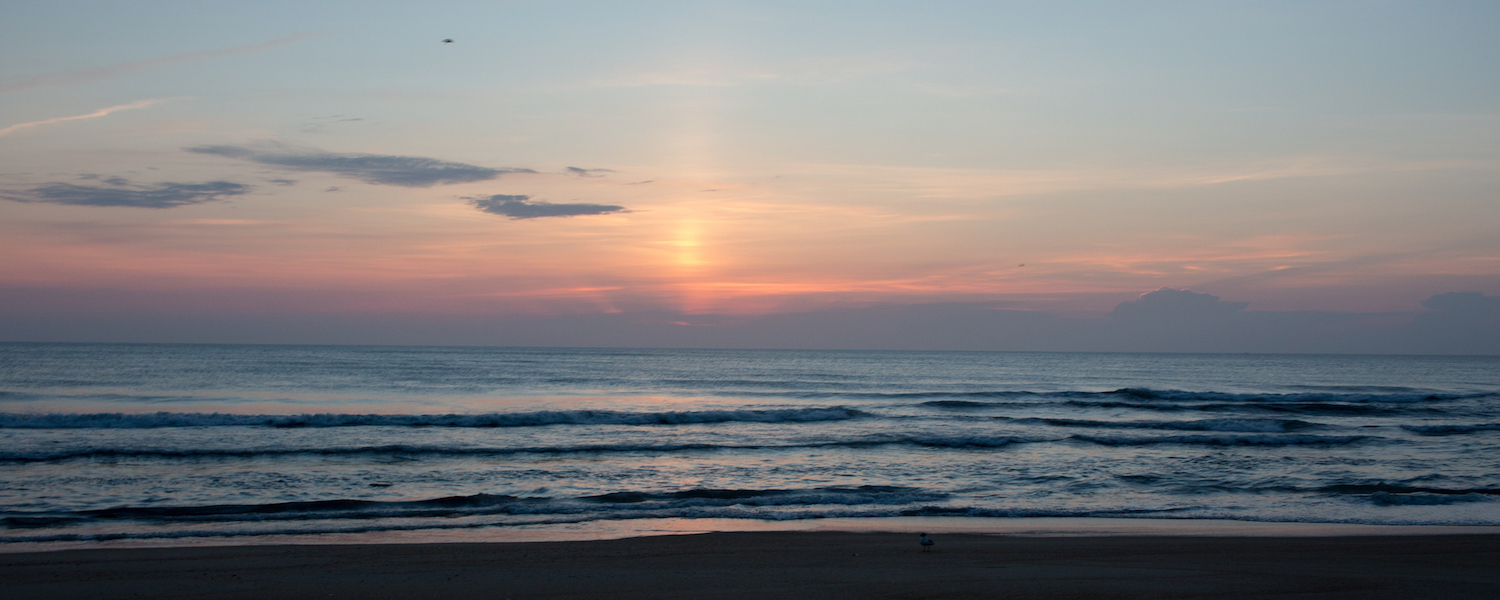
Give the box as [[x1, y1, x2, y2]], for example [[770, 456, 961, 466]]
[[4, 532, 1497, 599]]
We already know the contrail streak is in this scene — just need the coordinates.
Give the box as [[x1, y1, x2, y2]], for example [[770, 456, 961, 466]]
[[0, 99, 169, 137]]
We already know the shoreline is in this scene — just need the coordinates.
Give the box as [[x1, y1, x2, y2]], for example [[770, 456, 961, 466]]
[[5, 530, 1497, 599], [6, 516, 1499, 554]]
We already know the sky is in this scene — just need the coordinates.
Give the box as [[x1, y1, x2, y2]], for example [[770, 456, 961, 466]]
[[1, 1, 1498, 353]]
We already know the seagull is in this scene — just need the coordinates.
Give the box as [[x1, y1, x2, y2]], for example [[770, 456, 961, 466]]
[[920, 533, 934, 552], [442, 39, 454, 44]]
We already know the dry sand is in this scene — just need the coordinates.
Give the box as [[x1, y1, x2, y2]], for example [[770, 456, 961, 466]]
[[3, 532, 1497, 599]]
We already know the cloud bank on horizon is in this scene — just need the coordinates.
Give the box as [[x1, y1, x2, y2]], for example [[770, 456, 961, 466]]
[[1, 2, 1498, 353], [1109, 288, 1249, 320], [4, 287, 1496, 355]]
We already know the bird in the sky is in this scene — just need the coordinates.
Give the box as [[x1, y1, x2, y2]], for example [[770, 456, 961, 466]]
[[442, 39, 454, 44]]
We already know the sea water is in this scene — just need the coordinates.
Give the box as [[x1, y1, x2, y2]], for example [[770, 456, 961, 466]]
[[1, 343, 1497, 546]]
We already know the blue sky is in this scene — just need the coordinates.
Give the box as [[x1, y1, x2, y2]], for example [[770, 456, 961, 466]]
[[2, 1, 1497, 352]]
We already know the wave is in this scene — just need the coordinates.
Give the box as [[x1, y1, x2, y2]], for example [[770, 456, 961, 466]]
[[6, 481, 1500, 543], [904, 388, 1494, 404], [0, 506, 1086, 544], [75, 493, 529, 521], [1400, 423, 1500, 436], [1060, 400, 1449, 417], [916, 389, 1493, 417], [1069, 433, 1374, 447], [16, 495, 1498, 545], [1317, 483, 1500, 497], [1006, 417, 1320, 433], [1365, 492, 1497, 506], [0, 443, 756, 462], [0, 430, 1383, 462], [1320, 483, 1500, 507], [1102, 388, 1489, 403], [1110, 479, 1500, 500], [1, 485, 947, 528], [1183, 403, 1446, 416], [0, 407, 866, 429], [0, 434, 1050, 463]]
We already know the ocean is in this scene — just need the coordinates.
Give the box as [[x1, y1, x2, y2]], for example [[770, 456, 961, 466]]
[[2, 343, 1497, 547]]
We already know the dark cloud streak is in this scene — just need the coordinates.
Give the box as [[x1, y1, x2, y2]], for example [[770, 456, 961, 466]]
[[187, 145, 533, 187], [470, 194, 627, 219], [565, 166, 615, 177], [1, 179, 250, 208]]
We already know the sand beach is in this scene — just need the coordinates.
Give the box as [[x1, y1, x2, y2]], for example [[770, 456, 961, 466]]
[[4, 530, 1498, 599]]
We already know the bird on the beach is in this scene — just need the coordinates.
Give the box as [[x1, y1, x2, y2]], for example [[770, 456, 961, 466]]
[[919, 533, 934, 552]]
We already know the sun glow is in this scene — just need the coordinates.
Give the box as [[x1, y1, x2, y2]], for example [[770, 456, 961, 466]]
[[671, 220, 707, 270]]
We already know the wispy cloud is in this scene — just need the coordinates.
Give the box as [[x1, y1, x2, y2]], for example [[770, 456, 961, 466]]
[[470, 194, 627, 219], [0, 99, 169, 137], [187, 144, 534, 187], [565, 166, 615, 177], [0, 33, 322, 94], [1, 178, 250, 208]]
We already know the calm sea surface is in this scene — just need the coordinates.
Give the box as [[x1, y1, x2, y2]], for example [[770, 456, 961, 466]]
[[2, 343, 1497, 545]]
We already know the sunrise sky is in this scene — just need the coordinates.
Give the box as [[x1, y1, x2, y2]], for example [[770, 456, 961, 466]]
[[2, 1, 1498, 352]]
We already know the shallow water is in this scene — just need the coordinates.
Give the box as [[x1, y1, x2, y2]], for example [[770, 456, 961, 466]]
[[2, 344, 1497, 546]]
